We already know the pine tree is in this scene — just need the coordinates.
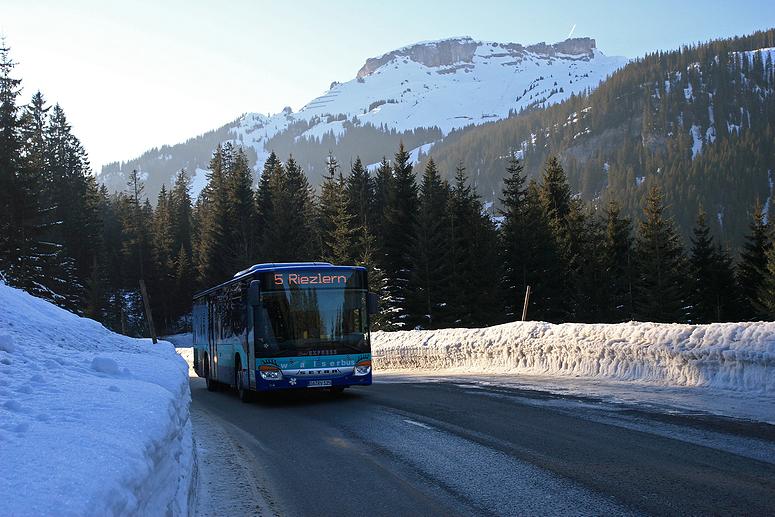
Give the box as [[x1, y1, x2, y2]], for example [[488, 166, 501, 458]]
[[226, 146, 256, 270], [450, 163, 501, 326], [689, 208, 719, 322], [346, 156, 374, 232], [0, 42, 48, 299], [407, 158, 451, 329], [326, 173, 356, 264], [602, 201, 634, 321], [737, 201, 770, 320], [255, 151, 279, 260], [151, 185, 175, 330], [381, 143, 418, 329], [263, 155, 317, 262], [634, 185, 688, 322], [537, 156, 576, 319], [498, 153, 529, 317], [195, 145, 232, 286], [371, 157, 392, 258], [757, 238, 775, 318], [318, 152, 341, 261]]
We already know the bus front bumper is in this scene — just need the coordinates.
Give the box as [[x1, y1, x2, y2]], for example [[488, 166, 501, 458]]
[[254, 370, 372, 391]]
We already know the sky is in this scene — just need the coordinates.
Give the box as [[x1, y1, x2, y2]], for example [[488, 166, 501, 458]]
[[3, 0, 774, 171]]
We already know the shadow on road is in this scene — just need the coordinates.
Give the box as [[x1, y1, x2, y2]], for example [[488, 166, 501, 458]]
[[190, 376, 365, 409]]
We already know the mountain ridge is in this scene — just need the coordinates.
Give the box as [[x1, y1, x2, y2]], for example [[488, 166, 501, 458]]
[[98, 35, 626, 200]]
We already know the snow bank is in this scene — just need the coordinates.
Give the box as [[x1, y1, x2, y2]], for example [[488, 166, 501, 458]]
[[372, 321, 775, 394], [0, 282, 193, 516]]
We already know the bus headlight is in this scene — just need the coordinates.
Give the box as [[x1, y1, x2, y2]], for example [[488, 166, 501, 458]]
[[259, 365, 283, 380], [354, 359, 371, 376]]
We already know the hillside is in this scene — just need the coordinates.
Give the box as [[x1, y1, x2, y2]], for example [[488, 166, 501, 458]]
[[424, 29, 775, 246], [98, 36, 626, 200]]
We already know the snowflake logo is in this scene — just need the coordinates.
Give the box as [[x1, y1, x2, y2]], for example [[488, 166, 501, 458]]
[[289, 378, 297, 386]]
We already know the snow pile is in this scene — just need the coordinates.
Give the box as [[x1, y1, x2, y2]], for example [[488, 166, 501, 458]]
[[0, 282, 193, 515], [372, 321, 775, 394]]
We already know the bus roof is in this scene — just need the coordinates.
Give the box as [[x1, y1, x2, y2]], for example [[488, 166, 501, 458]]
[[193, 262, 366, 299]]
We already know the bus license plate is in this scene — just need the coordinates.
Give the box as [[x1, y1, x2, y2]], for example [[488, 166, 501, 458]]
[[308, 380, 332, 388]]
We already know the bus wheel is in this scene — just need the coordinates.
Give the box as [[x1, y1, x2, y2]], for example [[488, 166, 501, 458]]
[[205, 355, 217, 392], [236, 357, 251, 403]]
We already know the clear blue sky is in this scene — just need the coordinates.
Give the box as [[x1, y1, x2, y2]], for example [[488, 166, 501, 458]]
[[3, 0, 773, 170]]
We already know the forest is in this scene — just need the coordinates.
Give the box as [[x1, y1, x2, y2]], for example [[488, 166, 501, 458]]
[[1, 42, 774, 337]]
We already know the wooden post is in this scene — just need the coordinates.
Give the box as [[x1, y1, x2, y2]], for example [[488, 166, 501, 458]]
[[521, 285, 532, 321], [139, 279, 157, 344]]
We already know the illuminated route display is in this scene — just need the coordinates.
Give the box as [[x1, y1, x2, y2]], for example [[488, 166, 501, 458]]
[[260, 269, 366, 290]]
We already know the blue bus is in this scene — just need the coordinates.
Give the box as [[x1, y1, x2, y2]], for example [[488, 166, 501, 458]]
[[192, 262, 377, 400]]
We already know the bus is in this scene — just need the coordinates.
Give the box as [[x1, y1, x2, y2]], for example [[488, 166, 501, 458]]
[[192, 262, 377, 400]]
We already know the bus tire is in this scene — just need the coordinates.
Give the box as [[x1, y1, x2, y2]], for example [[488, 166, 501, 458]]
[[205, 354, 217, 392], [236, 356, 251, 403]]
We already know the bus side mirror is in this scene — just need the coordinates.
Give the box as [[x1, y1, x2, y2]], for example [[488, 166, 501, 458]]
[[367, 292, 379, 315], [247, 280, 260, 306]]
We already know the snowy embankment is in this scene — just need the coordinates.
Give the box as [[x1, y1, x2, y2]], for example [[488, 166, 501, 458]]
[[372, 321, 775, 394], [0, 283, 193, 516]]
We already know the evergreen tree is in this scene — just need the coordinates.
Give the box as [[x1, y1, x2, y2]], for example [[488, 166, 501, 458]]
[[449, 163, 501, 326], [689, 208, 725, 322], [195, 146, 231, 286], [226, 146, 256, 269], [0, 42, 48, 299], [371, 157, 392, 257], [602, 201, 634, 321], [346, 156, 374, 232], [151, 185, 175, 330], [634, 185, 688, 322], [757, 238, 775, 318], [318, 152, 341, 261], [381, 143, 418, 329], [737, 201, 770, 320], [326, 173, 356, 264], [498, 153, 529, 317], [537, 155, 577, 319], [263, 155, 317, 261], [407, 158, 451, 329], [255, 151, 279, 259]]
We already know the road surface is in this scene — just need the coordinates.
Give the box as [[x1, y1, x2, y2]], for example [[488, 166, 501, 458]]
[[189, 376, 775, 516]]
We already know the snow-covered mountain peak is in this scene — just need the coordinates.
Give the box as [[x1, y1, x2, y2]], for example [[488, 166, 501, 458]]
[[99, 35, 627, 200], [356, 36, 599, 79]]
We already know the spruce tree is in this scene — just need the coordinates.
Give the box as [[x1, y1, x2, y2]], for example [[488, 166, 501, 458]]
[[407, 158, 451, 329], [255, 151, 279, 259], [151, 185, 175, 330], [450, 163, 501, 326], [226, 147, 256, 269], [602, 201, 634, 321], [0, 42, 48, 299], [318, 152, 341, 261], [634, 185, 688, 322], [498, 153, 528, 317], [195, 146, 231, 286], [737, 201, 770, 320], [757, 238, 775, 318], [381, 143, 418, 329], [263, 155, 317, 262], [326, 173, 356, 264], [689, 208, 723, 322], [346, 156, 374, 232]]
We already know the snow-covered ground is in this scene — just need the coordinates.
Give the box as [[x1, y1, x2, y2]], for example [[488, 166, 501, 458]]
[[372, 320, 775, 422], [0, 282, 193, 515]]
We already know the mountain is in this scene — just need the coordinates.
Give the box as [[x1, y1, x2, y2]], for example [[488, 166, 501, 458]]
[[421, 29, 775, 247], [98, 36, 626, 200]]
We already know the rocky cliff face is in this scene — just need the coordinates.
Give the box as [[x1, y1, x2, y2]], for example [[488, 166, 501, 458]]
[[357, 37, 597, 79]]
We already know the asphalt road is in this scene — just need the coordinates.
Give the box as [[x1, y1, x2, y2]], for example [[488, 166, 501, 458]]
[[190, 377, 775, 516]]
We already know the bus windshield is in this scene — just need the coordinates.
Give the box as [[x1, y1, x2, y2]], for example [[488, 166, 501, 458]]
[[255, 288, 368, 357]]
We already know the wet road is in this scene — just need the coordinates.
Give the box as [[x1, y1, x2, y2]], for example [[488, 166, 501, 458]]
[[190, 377, 775, 516]]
